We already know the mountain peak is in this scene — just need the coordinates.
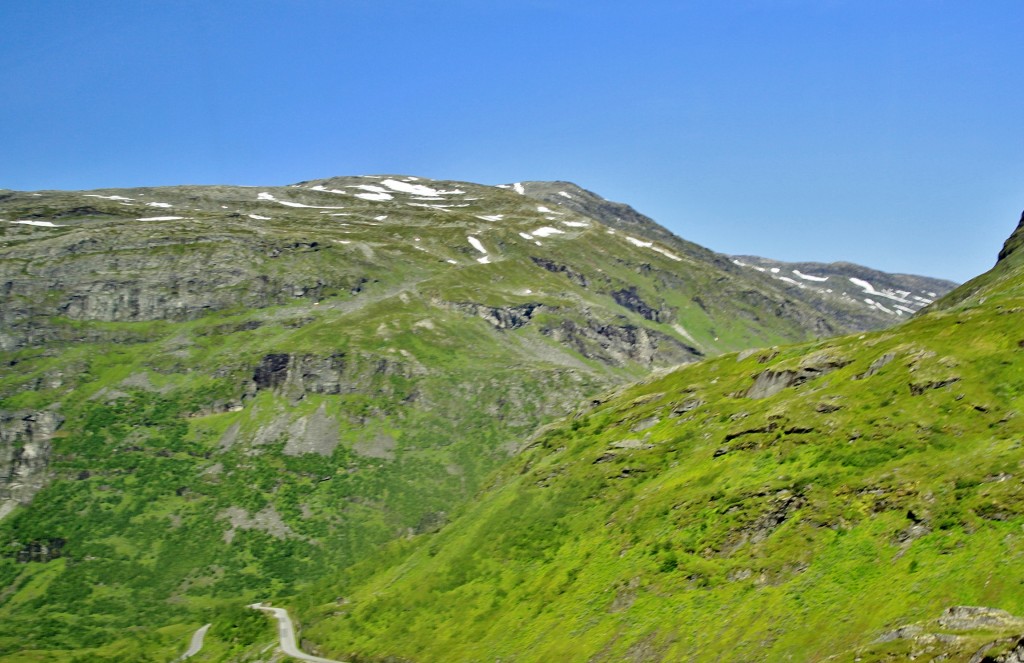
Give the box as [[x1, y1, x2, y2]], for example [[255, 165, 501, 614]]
[[997, 209, 1024, 265]]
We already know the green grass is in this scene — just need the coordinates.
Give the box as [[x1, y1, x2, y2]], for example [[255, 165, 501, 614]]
[[292, 264, 1024, 662]]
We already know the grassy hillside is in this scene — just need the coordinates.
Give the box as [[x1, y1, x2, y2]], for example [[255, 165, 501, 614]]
[[0, 176, 905, 660], [295, 213, 1024, 662]]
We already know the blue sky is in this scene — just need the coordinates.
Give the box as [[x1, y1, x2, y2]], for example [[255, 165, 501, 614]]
[[2, 1, 1022, 282]]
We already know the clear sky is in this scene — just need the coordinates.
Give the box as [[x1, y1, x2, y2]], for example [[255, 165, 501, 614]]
[[2, 1, 1022, 282]]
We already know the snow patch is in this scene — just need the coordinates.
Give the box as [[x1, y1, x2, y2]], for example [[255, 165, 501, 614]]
[[792, 269, 829, 282], [467, 236, 487, 254], [770, 267, 780, 274], [12, 219, 61, 227], [477, 255, 491, 264], [476, 214, 504, 222], [354, 192, 393, 202], [557, 191, 573, 199], [518, 232, 534, 240], [248, 214, 271, 220], [513, 182, 525, 195], [625, 236, 653, 248], [84, 194, 133, 201], [147, 202, 172, 208], [671, 323, 699, 346], [561, 220, 588, 227], [532, 226, 564, 237], [850, 277, 912, 304], [651, 246, 683, 261]]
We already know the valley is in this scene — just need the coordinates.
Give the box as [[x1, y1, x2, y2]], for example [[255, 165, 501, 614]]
[[0, 176, 974, 661]]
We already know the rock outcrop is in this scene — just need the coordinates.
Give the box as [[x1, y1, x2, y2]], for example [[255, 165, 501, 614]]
[[0, 410, 64, 518]]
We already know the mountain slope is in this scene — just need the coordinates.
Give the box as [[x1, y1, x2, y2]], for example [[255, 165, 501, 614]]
[[297, 210, 1024, 663], [0, 176, 957, 660], [516, 180, 956, 331]]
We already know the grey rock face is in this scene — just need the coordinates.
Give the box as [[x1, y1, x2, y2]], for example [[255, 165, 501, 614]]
[[252, 352, 422, 401], [541, 318, 702, 367], [745, 352, 851, 399], [611, 287, 674, 323], [441, 301, 545, 330], [940, 606, 1022, 631], [0, 410, 64, 516]]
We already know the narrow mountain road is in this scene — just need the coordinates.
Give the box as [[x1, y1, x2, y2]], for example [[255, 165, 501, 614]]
[[175, 623, 211, 661], [250, 603, 346, 663]]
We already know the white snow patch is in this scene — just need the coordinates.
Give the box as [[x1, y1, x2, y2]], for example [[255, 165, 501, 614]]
[[147, 202, 172, 208], [352, 184, 390, 194], [561, 220, 588, 228], [382, 179, 440, 196], [894, 305, 916, 315], [257, 192, 345, 208], [447, 259, 458, 264], [476, 214, 504, 222], [778, 276, 805, 287], [537, 205, 559, 214], [557, 191, 573, 199], [850, 277, 912, 304], [375, 215, 388, 221], [850, 278, 879, 294], [381, 179, 465, 196], [752, 266, 767, 272], [136, 216, 185, 221], [625, 236, 653, 248], [651, 246, 683, 261], [248, 214, 271, 220], [477, 255, 491, 264], [671, 323, 700, 346], [770, 267, 781, 274], [12, 219, 61, 227], [513, 182, 525, 195], [354, 192, 393, 202], [467, 236, 487, 254], [532, 226, 564, 238], [732, 259, 747, 267], [84, 194, 133, 201], [495, 184, 511, 189], [518, 232, 534, 240], [334, 240, 352, 245], [793, 269, 829, 282], [913, 295, 934, 304], [927, 291, 937, 298]]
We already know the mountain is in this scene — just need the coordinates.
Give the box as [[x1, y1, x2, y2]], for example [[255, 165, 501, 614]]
[[289, 210, 1024, 662], [516, 180, 956, 330], [730, 255, 955, 331], [0, 175, 956, 660]]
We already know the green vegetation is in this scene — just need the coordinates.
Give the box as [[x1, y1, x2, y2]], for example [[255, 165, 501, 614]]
[[291, 235, 1024, 661], [1, 177, 875, 660]]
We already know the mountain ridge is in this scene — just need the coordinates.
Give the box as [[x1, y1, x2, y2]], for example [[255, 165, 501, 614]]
[[0, 175, 962, 660]]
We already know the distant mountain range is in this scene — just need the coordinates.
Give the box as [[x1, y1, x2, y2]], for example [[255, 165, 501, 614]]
[[0, 176, 962, 660]]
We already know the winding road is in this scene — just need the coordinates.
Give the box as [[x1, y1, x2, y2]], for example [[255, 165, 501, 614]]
[[175, 623, 211, 661], [250, 603, 346, 663]]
